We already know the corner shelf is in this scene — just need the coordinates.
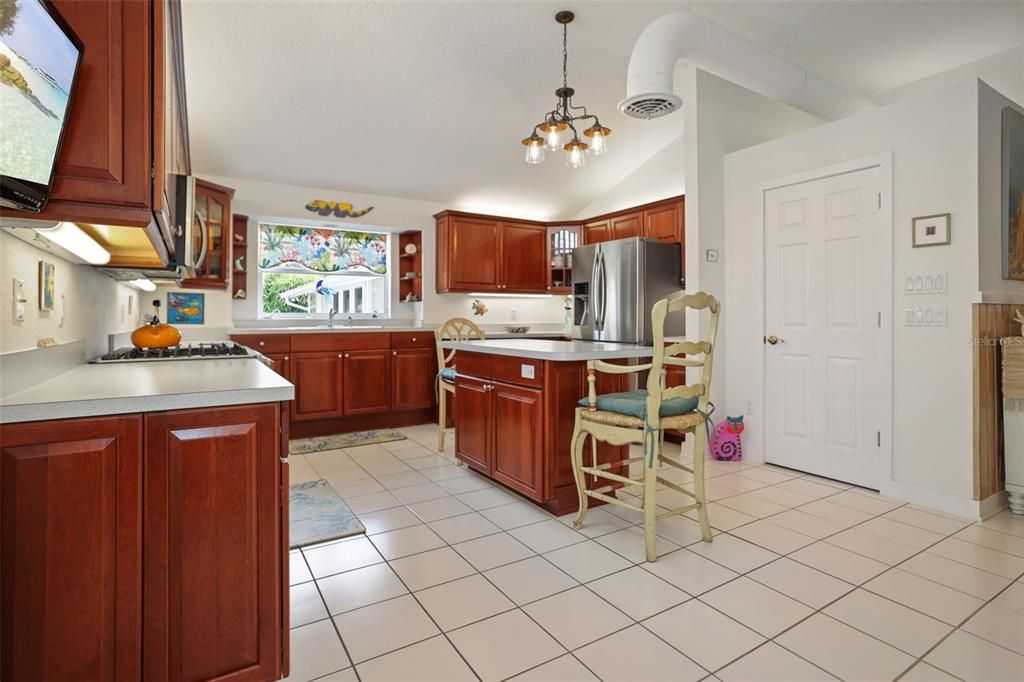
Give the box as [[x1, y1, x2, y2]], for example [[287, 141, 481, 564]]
[[398, 230, 423, 303], [231, 214, 249, 299]]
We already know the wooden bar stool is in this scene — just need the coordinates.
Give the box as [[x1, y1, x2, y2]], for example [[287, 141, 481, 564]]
[[434, 317, 485, 452], [570, 291, 721, 562]]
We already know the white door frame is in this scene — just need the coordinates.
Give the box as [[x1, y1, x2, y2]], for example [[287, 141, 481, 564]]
[[756, 152, 893, 489]]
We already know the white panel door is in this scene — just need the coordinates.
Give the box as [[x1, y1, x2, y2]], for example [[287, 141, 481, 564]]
[[764, 167, 888, 488]]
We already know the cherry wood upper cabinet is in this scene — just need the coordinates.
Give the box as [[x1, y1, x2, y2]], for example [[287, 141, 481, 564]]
[[6, 0, 189, 231], [0, 415, 142, 682], [181, 179, 236, 289], [643, 198, 684, 243], [499, 222, 547, 292], [582, 219, 611, 244], [611, 211, 643, 239], [143, 404, 282, 682]]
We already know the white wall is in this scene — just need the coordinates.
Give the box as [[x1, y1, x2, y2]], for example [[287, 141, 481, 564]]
[[978, 81, 1024, 303], [0, 231, 141, 359], [199, 174, 566, 327], [724, 79, 985, 513], [573, 134, 686, 218], [681, 68, 822, 409]]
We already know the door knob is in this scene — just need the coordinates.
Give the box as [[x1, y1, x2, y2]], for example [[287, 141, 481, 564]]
[[765, 335, 784, 345]]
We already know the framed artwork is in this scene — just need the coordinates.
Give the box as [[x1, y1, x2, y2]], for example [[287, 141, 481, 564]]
[[38, 261, 55, 310], [166, 292, 205, 324], [1002, 106, 1024, 280], [912, 213, 951, 248]]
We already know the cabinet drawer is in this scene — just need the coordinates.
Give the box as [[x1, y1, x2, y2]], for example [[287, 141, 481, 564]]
[[290, 332, 390, 352], [232, 334, 290, 353], [453, 351, 492, 379], [490, 355, 544, 388], [391, 332, 434, 349]]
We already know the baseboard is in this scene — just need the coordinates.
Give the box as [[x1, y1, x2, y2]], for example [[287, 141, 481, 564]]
[[881, 480, 982, 520], [979, 490, 1009, 519]]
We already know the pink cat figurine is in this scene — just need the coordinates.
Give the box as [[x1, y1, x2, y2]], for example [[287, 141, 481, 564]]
[[710, 416, 744, 461]]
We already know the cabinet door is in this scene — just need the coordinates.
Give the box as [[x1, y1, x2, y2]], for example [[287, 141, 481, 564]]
[[454, 376, 492, 473], [643, 200, 682, 243], [499, 222, 547, 292], [391, 348, 435, 411], [265, 353, 291, 381], [143, 404, 282, 682], [611, 211, 643, 239], [491, 382, 544, 499], [582, 219, 611, 244], [181, 179, 234, 288], [291, 352, 344, 422], [448, 216, 499, 291], [343, 350, 391, 414], [0, 416, 142, 681]]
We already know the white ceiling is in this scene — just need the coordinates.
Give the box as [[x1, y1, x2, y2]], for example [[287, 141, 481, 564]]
[[181, 1, 1024, 219]]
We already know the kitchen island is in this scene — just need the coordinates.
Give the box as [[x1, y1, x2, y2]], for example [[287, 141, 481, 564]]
[[0, 359, 294, 681], [440, 338, 655, 514]]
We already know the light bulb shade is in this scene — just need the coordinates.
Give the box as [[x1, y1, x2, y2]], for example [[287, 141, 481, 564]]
[[521, 135, 546, 165], [36, 222, 111, 265], [584, 124, 610, 156], [563, 139, 588, 168]]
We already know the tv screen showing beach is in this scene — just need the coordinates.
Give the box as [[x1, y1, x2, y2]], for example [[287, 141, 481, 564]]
[[0, 0, 80, 186]]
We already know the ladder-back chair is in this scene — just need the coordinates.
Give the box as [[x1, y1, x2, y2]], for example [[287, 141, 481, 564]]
[[434, 317, 486, 452]]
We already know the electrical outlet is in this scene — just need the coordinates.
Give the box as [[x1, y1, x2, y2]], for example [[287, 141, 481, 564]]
[[706, 249, 719, 263], [12, 278, 26, 322], [745, 400, 754, 415]]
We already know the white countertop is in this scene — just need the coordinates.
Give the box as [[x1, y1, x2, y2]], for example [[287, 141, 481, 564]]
[[440, 339, 655, 361], [0, 358, 294, 424], [229, 327, 569, 339]]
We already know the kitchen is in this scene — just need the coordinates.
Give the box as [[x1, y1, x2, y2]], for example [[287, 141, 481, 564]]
[[3, 2, 1024, 682]]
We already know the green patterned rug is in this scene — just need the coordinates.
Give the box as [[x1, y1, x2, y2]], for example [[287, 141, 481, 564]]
[[289, 429, 407, 455]]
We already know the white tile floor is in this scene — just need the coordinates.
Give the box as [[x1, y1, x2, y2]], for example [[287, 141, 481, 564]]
[[285, 423, 1024, 681]]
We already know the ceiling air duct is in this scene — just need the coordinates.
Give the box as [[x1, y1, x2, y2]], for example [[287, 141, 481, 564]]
[[619, 12, 873, 121]]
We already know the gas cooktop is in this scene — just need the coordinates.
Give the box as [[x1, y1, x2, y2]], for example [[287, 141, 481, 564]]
[[95, 342, 256, 363]]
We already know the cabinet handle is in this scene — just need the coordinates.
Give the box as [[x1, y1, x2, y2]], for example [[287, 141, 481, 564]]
[[338, 354, 344, 358], [284, 355, 289, 360], [392, 351, 397, 356], [259, 341, 265, 347], [412, 337, 416, 342], [345, 353, 350, 358]]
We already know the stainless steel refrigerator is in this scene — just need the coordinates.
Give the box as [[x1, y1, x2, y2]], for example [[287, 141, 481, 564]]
[[571, 237, 684, 345]]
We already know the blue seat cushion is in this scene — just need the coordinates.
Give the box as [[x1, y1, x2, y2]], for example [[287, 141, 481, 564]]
[[440, 367, 457, 383], [578, 390, 699, 419]]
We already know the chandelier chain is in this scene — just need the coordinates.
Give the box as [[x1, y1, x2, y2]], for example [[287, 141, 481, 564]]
[[562, 22, 568, 90]]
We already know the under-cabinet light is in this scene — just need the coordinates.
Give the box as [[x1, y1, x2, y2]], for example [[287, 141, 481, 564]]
[[35, 222, 111, 265]]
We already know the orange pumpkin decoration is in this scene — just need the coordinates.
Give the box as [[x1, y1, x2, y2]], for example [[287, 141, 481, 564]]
[[132, 299, 182, 349]]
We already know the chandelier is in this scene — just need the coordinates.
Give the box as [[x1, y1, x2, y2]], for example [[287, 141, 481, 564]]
[[521, 11, 611, 169]]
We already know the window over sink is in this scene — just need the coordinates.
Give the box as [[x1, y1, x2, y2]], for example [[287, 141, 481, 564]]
[[257, 222, 390, 319]]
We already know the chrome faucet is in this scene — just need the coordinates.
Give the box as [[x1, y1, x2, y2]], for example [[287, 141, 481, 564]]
[[345, 315, 354, 327], [326, 292, 340, 328]]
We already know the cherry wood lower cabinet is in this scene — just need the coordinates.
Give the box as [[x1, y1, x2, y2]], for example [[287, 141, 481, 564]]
[[0, 403, 287, 682], [454, 352, 628, 514], [343, 350, 391, 414], [391, 348, 436, 410], [291, 352, 345, 422], [144, 404, 283, 682], [0, 415, 143, 681]]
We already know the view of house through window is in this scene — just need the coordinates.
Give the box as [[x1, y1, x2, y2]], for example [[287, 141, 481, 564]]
[[257, 223, 390, 318]]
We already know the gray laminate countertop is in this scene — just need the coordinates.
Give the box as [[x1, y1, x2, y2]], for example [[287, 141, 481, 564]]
[[439, 338, 655, 361]]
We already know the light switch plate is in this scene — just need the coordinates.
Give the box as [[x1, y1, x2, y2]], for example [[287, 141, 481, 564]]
[[706, 249, 719, 263], [521, 364, 535, 379], [12, 277, 26, 322]]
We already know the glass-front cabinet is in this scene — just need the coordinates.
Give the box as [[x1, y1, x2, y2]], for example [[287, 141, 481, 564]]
[[182, 179, 235, 289], [546, 224, 580, 294]]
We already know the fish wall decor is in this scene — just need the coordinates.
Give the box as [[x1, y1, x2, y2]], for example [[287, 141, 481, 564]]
[[305, 200, 375, 218]]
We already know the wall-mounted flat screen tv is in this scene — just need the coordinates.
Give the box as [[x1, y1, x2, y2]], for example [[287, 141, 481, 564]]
[[0, 0, 82, 213]]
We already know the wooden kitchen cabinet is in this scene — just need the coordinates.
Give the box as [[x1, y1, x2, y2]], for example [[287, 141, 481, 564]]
[[0, 415, 143, 681], [143, 404, 283, 681], [343, 349, 391, 414], [499, 222, 548, 292], [611, 211, 643, 239], [291, 352, 345, 422], [6, 0, 189, 236], [582, 218, 611, 244], [454, 376, 492, 473], [491, 382, 544, 498], [643, 198, 683, 243], [392, 348, 436, 410], [181, 179, 236, 289], [265, 352, 291, 381]]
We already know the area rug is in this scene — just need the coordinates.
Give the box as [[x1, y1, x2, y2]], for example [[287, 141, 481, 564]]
[[289, 429, 407, 455], [289, 479, 365, 548]]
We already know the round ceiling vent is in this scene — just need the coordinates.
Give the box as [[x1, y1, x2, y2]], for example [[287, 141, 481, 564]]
[[617, 93, 682, 120]]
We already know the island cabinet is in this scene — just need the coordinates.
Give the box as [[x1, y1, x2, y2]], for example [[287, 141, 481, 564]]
[[435, 211, 548, 293], [453, 351, 630, 514], [231, 331, 438, 438], [0, 403, 288, 682]]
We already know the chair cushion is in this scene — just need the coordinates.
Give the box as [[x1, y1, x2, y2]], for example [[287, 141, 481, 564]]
[[439, 367, 457, 383], [578, 390, 699, 419]]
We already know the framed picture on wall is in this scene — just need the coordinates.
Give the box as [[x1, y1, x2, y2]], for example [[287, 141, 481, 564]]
[[167, 292, 205, 324], [38, 261, 55, 310], [912, 213, 951, 248], [1002, 106, 1024, 280]]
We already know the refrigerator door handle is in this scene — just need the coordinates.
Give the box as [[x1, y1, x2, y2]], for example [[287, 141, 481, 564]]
[[596, 249, 608, 331], [591, 247, 601, 332]]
